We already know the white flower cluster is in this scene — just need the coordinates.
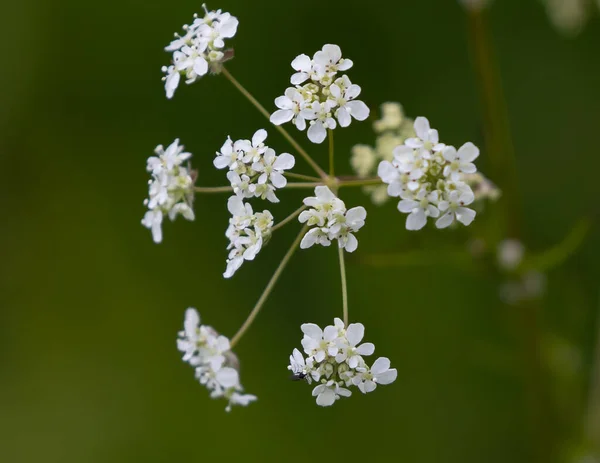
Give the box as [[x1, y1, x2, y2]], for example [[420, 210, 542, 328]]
[[299, 186, 366, 253], [288, 319, 397, 406], [162, 5, 238, 99], [541, 0, 599, 37], [214, 129, 295, 203], [224, 196, 273, 278], [351, 103, 415, 205], [270, 44, 370, 144], [378, 117, 481, 231], [177, 308, 257, 412], [142, 139, 195, 243]]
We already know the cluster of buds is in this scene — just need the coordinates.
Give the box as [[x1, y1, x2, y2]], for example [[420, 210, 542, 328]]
[[288, 319, 397, 406], [177, 308, 256, 411], [214, 129, 295, 203], [162, 4, 238, 98], [351, 103, 416, 205], [270, 45, 370, 143], [224, 196, 273, 278], [142, 139, 195, 243]]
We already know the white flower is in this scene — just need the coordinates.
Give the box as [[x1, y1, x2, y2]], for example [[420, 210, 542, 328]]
[[328, 79, 370, 127], [497, 239, 525, 271], [142, 139, 195, 243], [299, 187, 367, 252], [289, 319, 396, 406], [312, 381, 352, 407], [301, 323, 340, 362], [227, 171, 255, 198], [237, 129, 268, 164], [335, 323, 375, 368], [397, 189, 440, 231], [313, 44, 353, 76], [351, 145, 377, 178], [162, 6, 238, 98], [302, 101, 337, 144], [290, 53, 314, 85], [436, 187, 476, 228], [177, 308, 255, 411], [213, 136, 241, 170], [252, 149, 295, 189], [270, 88, 308, 130], [223, 196, 273, 278], [405, 117, 445, 157], [141, 209, 164, 243], [353, 357, 398, 394], [442, 142, 479, 181]]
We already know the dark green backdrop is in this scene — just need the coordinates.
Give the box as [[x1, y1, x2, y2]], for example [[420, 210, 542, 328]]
[[2, 0, 599, 461]]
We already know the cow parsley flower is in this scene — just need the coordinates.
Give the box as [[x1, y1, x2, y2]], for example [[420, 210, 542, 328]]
[[270, 44, 369, 144], [377, 117, 481, 230], [224, 196, 273, 278], [288, 318, 397, 406], [162, 5, 238, 99], [299, 186, 367, 252], [351, 103, 415, 205], [177, 308, 256, 411], [214, 130, 295, 203], [142, 139, 195, 243]]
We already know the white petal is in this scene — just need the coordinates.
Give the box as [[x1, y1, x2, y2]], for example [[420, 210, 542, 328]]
[[316, 389, 336, 407], [344, 233, 358, 253], [270, 171, 287, 189], [307, 122, 327, 144], [270, 110, 293, 125], [273, 153, 295, 170], [345, 206, 366, 223], [456, 207, 476, 226], [435, 211, 455, 229], [252, 129, 268, 146], [300, 228, 319, 249], [346, 323, 365, 346], [193, 57, 208, 76], [371, 357, 391, 375], [376, 369, 398, 385], [398, 199, 418, 213], [346, 100, 370, 121], [356, 342, 375, 356], [406, 209, 427, 231], [291, 54, 312, 72], [301, 323, 323, 340], [413, 117, 430, 139], [336, 107, 351, 127], [458, 142, 479, 162]]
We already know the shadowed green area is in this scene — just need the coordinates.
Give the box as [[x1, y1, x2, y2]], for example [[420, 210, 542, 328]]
[[1, 0, 599, 461]]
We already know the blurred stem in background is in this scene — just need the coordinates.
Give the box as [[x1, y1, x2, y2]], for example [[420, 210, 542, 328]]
[[586, 291, 600, 454], [466, 7, 553, 463]]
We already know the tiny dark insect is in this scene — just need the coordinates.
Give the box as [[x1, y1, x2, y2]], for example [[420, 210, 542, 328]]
[[290, 372, 307, 381]]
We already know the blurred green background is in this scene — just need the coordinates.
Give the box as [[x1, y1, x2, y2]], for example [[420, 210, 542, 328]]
[[2, 0, 600, 461]]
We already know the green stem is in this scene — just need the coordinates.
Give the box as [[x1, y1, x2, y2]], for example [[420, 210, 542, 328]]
[[338, 246, 349, 326], [338, 178, 383, 188], [328, 129, 335, 177], [286, 172, 322, 182], [221, 67, 328, 180], [193, 186, 232, 193], [271, 205, 307, 232], [285, 182, 323, 189], [229, 225, 308, 348], [467, 8, 551, 462]]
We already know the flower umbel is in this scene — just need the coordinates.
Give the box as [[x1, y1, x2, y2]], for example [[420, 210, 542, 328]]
[[270, 44, 370, 144], [177, 308, 257, 411], [162, 4, 238, 98], [142, 139, 195, 243], [288, 318, 397, 406]]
